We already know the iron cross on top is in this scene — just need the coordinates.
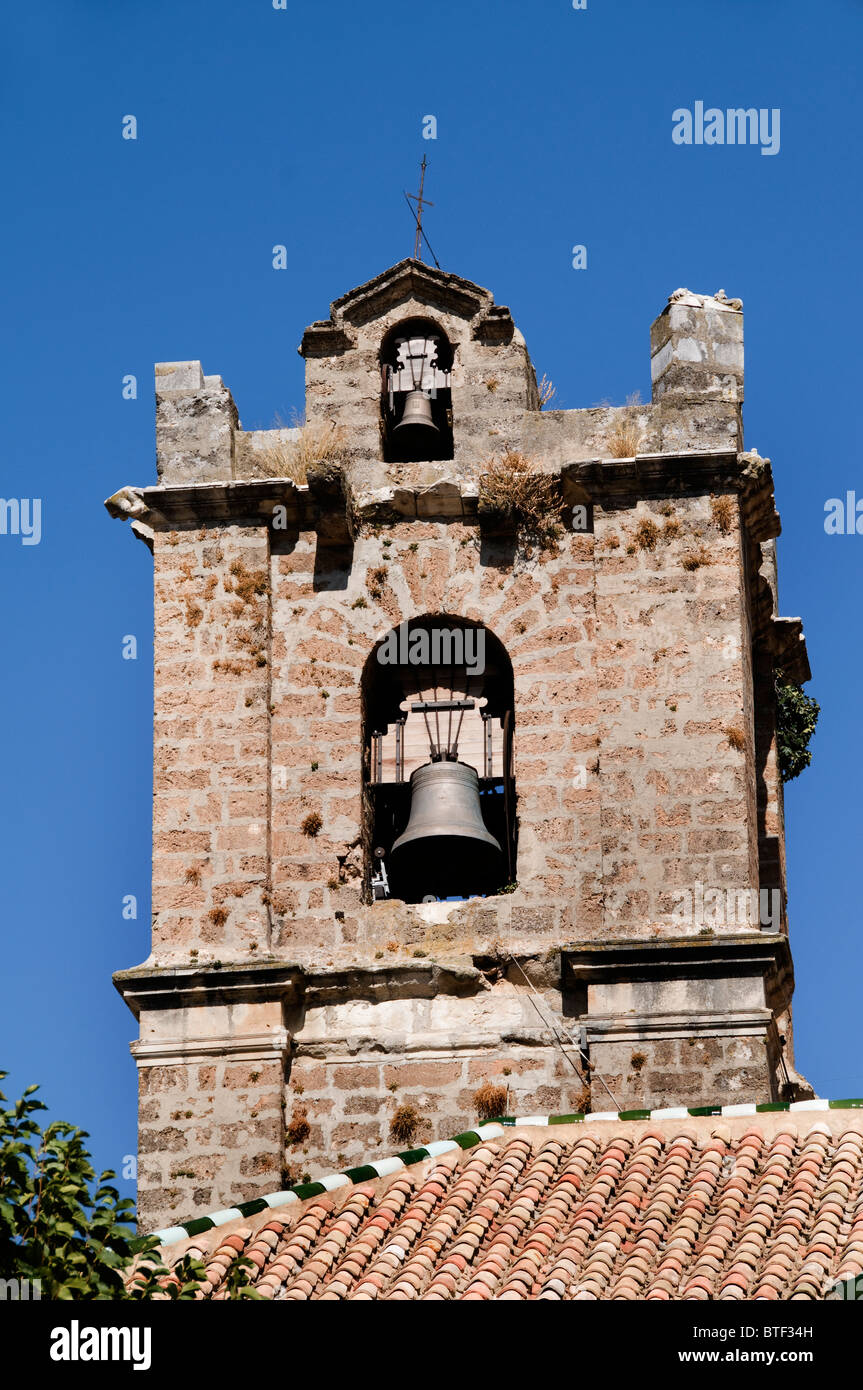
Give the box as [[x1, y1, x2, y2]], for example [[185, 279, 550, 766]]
[[406, 155, 433, 261]]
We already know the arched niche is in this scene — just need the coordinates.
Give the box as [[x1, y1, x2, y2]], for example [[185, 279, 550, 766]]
[[361, 615, 517, 904], [380, 317, 454, 463]]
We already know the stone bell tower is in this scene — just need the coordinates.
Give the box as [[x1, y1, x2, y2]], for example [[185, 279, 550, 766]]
[[108, 263, 812, 1231]]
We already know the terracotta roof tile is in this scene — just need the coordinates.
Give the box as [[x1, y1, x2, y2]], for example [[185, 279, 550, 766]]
[[144, 1109, 863, 1301]]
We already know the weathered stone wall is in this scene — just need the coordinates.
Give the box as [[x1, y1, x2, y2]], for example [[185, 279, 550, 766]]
[[144, 484, 760, 972], [155, 362, 238, 485], [286, 1037, 582, 1178], [151, 525, 272, 962], [135, 480, 770, 1192], [136, 1056, 284, 1230], [650, 288, 744, 405], [269, 518, 602, 961], [590, 491, 756, 938], [586, 1034, 774, 1113]]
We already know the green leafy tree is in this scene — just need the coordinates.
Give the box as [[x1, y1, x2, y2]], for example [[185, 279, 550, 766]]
[[0, 1073, 259, 1300], [0, 1072, 140, 1298], [127, 1248, 261, 1300], [775, 673, 820, 783]]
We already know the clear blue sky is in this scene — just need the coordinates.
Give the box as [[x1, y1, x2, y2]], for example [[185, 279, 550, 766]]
[[2, 0, 861, 1200]]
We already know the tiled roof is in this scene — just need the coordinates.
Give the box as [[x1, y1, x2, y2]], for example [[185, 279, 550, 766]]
[[148, 1103, 863, 1300]]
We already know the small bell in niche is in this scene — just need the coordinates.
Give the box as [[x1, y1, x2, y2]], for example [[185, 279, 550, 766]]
[[393, 386, 439, 448], [381, 320, 453, 463]]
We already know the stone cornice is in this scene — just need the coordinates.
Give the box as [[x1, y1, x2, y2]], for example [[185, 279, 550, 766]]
[[301, 958, 484, 1005], [471, 304, 515, 344], [563, 931, 791, 964], [772, 615, 812, 685], [737, 451, 781, 544], [115, 939, 795, 1019], [297, 321, 355, 356], [105, 478, 305, 530], [563, 933, 794, 1011], [114, 954, 548, 1017], [113, 960, 303, 1017], [563, 448, 754, 505], [130, 1030, 291, 1066], [106, 448, 777, 533], [583, 1009, 774, 1046]]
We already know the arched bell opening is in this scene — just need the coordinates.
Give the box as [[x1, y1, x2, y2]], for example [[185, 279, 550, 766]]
[[380, 318, 454, 463], [361, 616, 517, 905]]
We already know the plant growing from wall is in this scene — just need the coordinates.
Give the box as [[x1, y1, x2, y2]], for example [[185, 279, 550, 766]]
[[248, 416, 349, 484], [775, 672, 820, 782], [681, 547, 711, 572], [710, 493, 736, 534], [607, 418, 642, 459], [607, 393, 643, 458], [478, 449, 564, 557], [389, 1104, 420, 1147], [227, 559, 269, 606], [286, 1105, 311, 1146], [634, 518, 660, 551], [473, 1081, 508, 1121], [573, 1084, 591, 1115]]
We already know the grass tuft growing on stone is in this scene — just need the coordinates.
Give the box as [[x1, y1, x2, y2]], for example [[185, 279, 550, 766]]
[[474, 1081, 508, 1121], [681, 547, 711, 572], [227, 560, 269, 605], [479, 449, 564, 557], [710, 493, 736, 534], [607, 416, 642, 458], [286, 1105, 311, 1147], [251, 418, 349, 483], [389, 1104, 420, 1147], [634, 517, 660, 551]]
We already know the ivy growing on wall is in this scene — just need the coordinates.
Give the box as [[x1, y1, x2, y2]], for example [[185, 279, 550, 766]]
[[775, 672, 820, 783]]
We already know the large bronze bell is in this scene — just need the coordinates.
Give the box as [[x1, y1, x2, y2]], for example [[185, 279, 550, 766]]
[[393, 389, 439, 438], [390, 760, 502, 901]]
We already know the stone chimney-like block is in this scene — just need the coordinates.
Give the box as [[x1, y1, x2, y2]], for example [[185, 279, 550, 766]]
[[651, 289, 744, 404], [155, 360, 238, 485]]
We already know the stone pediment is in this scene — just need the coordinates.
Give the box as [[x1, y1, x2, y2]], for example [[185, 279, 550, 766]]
[[299, 258, 509, 355]]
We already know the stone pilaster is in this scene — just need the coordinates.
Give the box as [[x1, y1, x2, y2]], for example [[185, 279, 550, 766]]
[[566, 935, 794, 1111], [116, 963, 297, 1231]]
